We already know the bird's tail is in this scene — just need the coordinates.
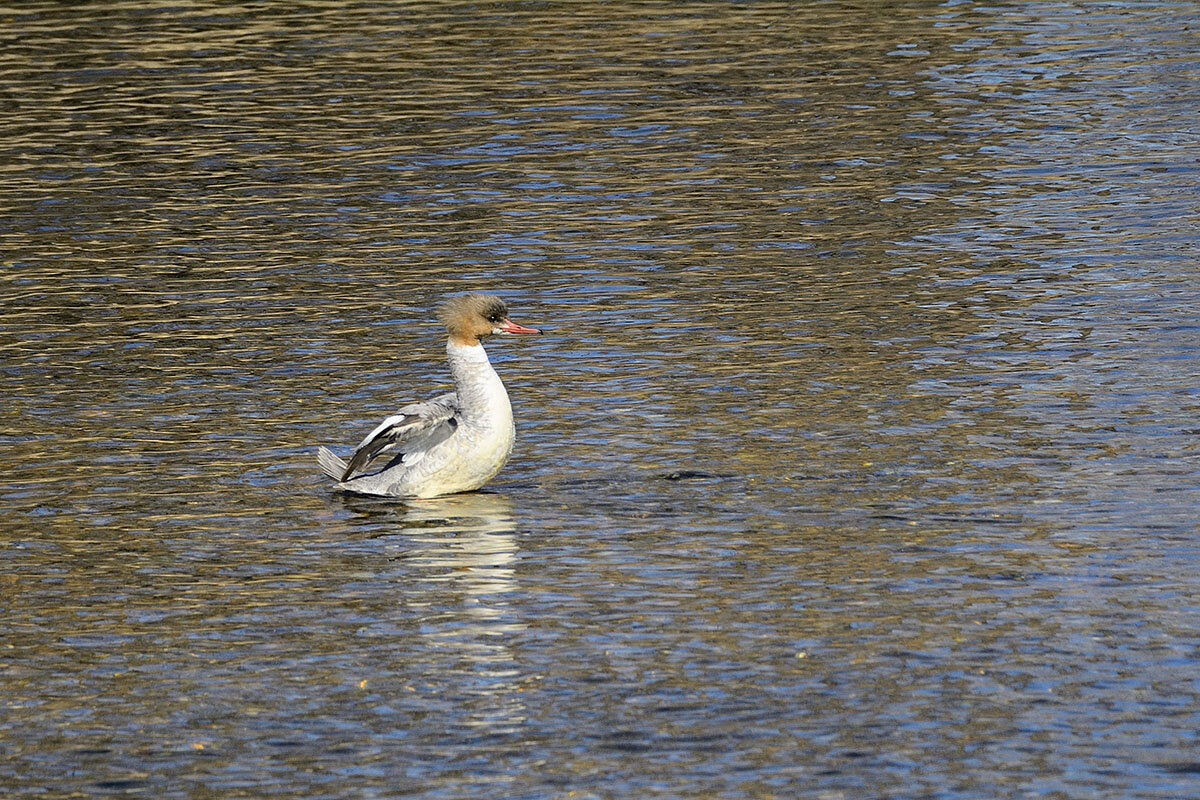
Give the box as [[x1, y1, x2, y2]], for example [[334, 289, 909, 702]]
[[317, 446, 348, 482]]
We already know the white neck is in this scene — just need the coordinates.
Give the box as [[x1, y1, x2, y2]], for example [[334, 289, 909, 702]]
[[447, 340, 492, 367], [446, 340, 510, 426]]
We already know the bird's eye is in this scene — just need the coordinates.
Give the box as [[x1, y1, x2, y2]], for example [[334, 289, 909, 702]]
[[489, 314, 501, 323]]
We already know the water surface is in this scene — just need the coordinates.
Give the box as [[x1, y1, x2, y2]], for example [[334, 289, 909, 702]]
[[2, 1, 1199, 797]]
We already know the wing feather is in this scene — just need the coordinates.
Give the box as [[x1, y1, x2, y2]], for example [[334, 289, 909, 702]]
[[341, 392, 458, 480]]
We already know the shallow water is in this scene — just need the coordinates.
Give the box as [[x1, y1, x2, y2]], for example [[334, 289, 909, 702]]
[[2, 1, 1199, 797]]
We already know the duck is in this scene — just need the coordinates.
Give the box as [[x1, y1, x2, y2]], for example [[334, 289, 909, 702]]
[[317, 293, 541, 498]]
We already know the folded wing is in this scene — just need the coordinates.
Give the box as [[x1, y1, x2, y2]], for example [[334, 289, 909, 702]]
[[341, 393, 459, 481]]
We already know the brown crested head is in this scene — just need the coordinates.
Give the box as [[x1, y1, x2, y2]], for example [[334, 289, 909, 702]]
[[438, 293, 540, 346]]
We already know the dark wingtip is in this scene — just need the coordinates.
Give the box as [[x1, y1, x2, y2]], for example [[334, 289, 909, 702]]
[[341, 450, 369, 481]]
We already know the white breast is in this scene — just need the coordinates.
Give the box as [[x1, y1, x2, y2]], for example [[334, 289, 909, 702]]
[[393, 342, 516, 497]]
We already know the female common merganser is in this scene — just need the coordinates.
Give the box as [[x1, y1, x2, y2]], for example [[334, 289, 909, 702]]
[[317, 293, 541, 498]]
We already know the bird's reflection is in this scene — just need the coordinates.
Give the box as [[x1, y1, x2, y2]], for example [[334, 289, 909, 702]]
[[370, 491, 527, 732], [398, 492, 520, 606]]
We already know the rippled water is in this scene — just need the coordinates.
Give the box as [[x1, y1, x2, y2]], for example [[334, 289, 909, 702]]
[[3, 1, 1199, 797]]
